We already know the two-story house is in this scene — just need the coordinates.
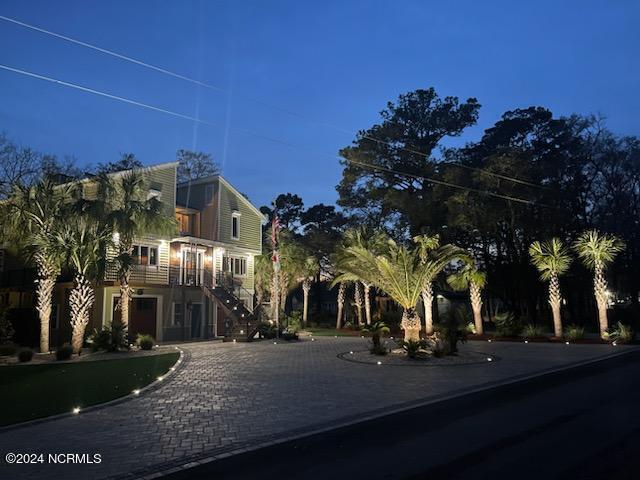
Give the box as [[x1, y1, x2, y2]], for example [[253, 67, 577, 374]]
[[0, 161, 264, 346]]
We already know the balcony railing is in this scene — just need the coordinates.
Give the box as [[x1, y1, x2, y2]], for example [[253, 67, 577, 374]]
[[105, 264, 169, 285]]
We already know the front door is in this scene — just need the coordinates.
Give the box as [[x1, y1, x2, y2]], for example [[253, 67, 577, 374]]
[[181, 249, 204, 286], [191, 303, 202, 338]]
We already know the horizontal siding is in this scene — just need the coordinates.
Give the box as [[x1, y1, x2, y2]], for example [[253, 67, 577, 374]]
[[217, 181, 262, 251]]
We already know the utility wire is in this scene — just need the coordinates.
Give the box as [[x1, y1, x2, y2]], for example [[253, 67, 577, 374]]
[[0, 63, 551, 209], [0, 13, 548, 191], [344, 158, 553, 208]]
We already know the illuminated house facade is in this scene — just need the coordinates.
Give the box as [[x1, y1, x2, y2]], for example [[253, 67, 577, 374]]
[[0, 162, 264, 346]]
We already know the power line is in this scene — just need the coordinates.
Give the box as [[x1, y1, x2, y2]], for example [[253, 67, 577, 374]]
[[0, 14, 550, 192], [344, 158, 553, 208], [0, 64, 219, 127], [0, 63, 550, 209]]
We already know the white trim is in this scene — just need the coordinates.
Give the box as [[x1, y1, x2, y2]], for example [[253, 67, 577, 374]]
[[231, 211, 241, 240]]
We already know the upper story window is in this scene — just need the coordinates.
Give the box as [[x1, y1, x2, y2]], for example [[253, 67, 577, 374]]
[[222, 256, 247, 277], [148, 181, 162, 200], [132, 245, 158, 266], [176, 212, 195, 235], [205, 184, 214, 205], [231, 211, 241, 240]]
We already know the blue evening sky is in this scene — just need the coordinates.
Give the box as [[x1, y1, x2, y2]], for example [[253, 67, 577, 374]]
[[0, 1, 638, 209]]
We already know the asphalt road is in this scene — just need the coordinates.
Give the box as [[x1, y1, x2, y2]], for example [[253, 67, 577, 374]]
[[165, 349, 640, 480]]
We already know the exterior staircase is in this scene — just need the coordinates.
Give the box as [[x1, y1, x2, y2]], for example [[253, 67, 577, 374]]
[[201, 272, 259, 342]]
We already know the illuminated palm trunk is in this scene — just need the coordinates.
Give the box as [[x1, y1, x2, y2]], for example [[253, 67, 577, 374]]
[[363, 282, 372, 325], [34, 253, 58, 353], [421, 283, 434, 335], [469, 280, 484, 335], [548, 272, 563, 337], [118, 275, 132, 334], [402, 307, 421, 342], [302, 279, 311, 328], [354, 281, 363, 326], [593, 260, 609, 338], [69, 274, 95, 354], [270, 275, 279, 321], [336, 282, 346, 329]]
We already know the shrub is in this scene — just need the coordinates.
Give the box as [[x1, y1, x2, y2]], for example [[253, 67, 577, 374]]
[[565, 324, 585, 341], [285, 311, 302, 332], [363, 320, 390, 355], [137, 334, 155, 350], [608, 322, 634, 344], [402, 339, 429, 359], [494, 312, 522, 337], [17, 347, 34, 362], [523, 324, 545, 338], [426, 332, 447, 358], [0, 306, 15, 344], [435, 309, 468, 354], [0, 343, 17, 356], [89, 324, 129, 352], [465, 322, 477, 335], [257, 321, 278, 339], [55, 343, 74, 361]]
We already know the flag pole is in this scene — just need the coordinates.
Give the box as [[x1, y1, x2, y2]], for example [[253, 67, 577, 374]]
[[271, 206, 280, 338]]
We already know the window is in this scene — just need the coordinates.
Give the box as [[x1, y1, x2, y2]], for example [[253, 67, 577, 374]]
[[173, 303, 183, 326], [223, 256, 247, 276], [132, 245, 158, 266], [176, 212, 196, 235], [231, 212, 240, 239], [205, 184, 214, 205], [148, 181, 163, 200]]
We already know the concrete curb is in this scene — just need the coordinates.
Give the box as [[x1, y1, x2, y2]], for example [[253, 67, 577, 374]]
[[0, 347, 186, 433], [123, 345, 639, 480]]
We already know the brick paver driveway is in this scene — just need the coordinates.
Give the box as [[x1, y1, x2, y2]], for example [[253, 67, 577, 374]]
[[0, 338, 631, 479]]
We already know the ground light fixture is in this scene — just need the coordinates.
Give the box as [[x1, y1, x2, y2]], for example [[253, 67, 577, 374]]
[[72, 407, 81, 414], [133, 389, 140, 395], [157, 376, 164, 381], [376, 361, 382, 365], [524, 340, 529, 344], [566, 341, 570, 345], [486, 357, 493, 362]]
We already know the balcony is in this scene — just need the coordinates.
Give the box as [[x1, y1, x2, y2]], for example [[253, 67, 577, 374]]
[[105, 264, 169, 285]]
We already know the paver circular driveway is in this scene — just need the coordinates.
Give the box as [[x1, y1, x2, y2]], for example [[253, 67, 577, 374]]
[[0, 337, 628, 480]]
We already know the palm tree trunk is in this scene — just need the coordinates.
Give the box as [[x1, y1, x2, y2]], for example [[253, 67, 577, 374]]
[[118, 276, 132, 334], [34, 253, 59, 353], [594, 262, 609, 339], [363, 282, 372, 325], [469, 281, 483, 335], [354, 281, 363, 327], [302, 280, 310, 328], [549, 273, 563, 338], [69, 274, 95, 354], [270, 275, 279, 322], [35, 276, 55, 353], [421, 283, 434, 335], [336, 282, 345, 329], [401, 307, 421, 342]]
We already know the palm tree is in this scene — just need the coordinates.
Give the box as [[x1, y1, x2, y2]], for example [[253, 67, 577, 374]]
[[51, 215, 112, 354], [335, 281, 346, 329], [299, 256, 319, 328], [334, 227, 387, 326], [254, 254, 272, 319], [447, 264, 487, 335], [3, 181, 70, 352], [353, 281, 364, 326], [413, 234, 468, 336], [91, 172, 176, 336], [574, 230, 625, 338], [336, 238, 466, 342], [529, 238, 572, 337]]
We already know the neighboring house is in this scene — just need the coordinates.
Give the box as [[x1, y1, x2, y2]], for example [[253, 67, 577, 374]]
[[0, 161, 264, 346]]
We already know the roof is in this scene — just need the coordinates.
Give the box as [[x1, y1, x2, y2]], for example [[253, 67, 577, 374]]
[[56, 161, 179, 188], [177, 174, 265, 219]]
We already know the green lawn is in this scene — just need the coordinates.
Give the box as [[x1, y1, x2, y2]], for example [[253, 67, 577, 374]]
[[306, 328, 363, 337], [0, 352, 179, 426]]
